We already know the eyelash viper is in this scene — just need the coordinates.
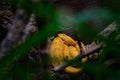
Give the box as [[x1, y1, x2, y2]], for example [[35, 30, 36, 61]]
[[50, 33, 87, 74]]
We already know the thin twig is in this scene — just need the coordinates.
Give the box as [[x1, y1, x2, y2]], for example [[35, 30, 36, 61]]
[[53, 22, 117, 72], [53, 43, 102, 71], [98, 22, 117, 38]]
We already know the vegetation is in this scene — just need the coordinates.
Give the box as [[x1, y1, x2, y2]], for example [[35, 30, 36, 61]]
[[0, 0, 120, 80]]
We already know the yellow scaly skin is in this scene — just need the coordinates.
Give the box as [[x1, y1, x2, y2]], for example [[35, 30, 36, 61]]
[[50, 34, 87, 74]]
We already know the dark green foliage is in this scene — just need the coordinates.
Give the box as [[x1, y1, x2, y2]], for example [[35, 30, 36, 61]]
[[0, 0, 120, 80]]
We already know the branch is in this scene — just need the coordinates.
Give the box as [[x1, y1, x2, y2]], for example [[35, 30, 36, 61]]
[[98, 22, 117, 38], [53, 43, 102, 71], [53, 22, 118, 72], [0, 10, 37, 58]]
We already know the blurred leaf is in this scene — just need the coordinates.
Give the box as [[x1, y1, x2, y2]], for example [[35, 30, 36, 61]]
[[0, 16, 59, 79]]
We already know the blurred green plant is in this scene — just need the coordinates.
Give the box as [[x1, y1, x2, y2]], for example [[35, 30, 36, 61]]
[[0, 0, 120, 80]]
